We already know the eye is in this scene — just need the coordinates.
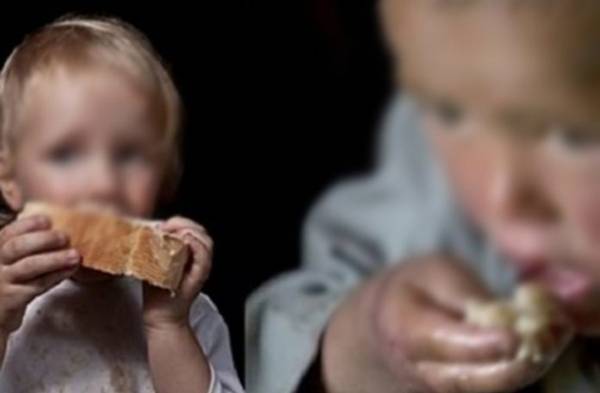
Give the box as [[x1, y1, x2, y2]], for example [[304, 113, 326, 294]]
[[46, 145, 79, 165], [114, 144, 146, 164], [423, 99, 464, 130], [548, 125, 600, 152]]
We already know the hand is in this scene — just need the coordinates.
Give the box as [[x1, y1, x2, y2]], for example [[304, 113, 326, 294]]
[[0, 214, 80, 336], [143, 216, 213, 332], [321, 257, 572, 393]]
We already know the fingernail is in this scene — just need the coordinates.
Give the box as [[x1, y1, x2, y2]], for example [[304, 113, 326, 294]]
[[66, 250, 80, 263], [36, 215, 50, 226]]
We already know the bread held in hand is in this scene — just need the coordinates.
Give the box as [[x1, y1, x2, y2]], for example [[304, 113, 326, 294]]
[[18, 201, 189, 291]]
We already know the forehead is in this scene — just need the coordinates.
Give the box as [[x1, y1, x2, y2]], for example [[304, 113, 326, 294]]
[[392, 1, 600, 122], [9, 65, 164, 151], [23, 66, 154, 130]]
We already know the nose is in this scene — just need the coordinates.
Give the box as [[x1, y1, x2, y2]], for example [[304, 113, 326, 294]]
[[84, 155, 121, 207], [489, 145, 557, 224]]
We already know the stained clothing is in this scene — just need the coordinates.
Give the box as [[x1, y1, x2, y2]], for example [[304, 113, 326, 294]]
[[1, 277, 244, 393], [246, 94, 599, 393]]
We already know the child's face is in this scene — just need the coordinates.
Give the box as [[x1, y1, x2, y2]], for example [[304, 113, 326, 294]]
[[8, 67, 164, 216], [2, 67, 165, 282], [392, 2, 600, 333]]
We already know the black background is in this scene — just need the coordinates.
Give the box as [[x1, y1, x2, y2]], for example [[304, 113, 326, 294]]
[[0, 0, 390, 375]]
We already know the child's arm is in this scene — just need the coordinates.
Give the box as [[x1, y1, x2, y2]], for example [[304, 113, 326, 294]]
[[146, 294, 243, 393], [143, 216, 242, 393], [0, 214, 80, 369], [145, 322, 212, 393], [0, 331, 7, 368], [317, 258, 571, 393]]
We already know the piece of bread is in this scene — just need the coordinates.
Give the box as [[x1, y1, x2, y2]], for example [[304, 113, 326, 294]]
[[18, 201, 189, 291], [465, 284, 567, 363]]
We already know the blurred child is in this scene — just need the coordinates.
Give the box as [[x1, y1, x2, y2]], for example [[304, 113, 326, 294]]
[[248, 1, 600, 392]]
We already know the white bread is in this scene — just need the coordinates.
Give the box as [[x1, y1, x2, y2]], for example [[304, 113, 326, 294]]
[[18, 201, 189, 291], [465, 284, 565, 363]]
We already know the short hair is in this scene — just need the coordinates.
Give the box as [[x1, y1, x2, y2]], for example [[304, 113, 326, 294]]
[[0, 15, 183, 202]]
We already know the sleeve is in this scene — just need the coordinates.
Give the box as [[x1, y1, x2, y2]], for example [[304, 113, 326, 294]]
[[190, 294, 245, 393], [245, 93, 520, 393], [245, 177, 384, 393], [245, 93, 484, 393]]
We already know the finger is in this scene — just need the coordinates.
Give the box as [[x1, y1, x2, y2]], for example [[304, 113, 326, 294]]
[[179, 258, 211, 295], [1, 230, 69, 264], [413, 321, 575, 393], [160, 216, 206, 234], [411, 257, 495, 313], [6, 249, 81, 282], [178, 237, 212, 292], [0, 215, 51, 245], [22, 265, 79, 297], [179, 230, 213, 253], [409, 309, 519, 362], [182, 242, 211, 286], [187, 233, 213, 261], [415, 359, 549, 393], [380, 282, 518, 363]]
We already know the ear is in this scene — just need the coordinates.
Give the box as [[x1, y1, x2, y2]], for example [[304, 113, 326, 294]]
[[0, 153, 23, 212], [378, 0, 402, 58], [378, 0, 404, 86]]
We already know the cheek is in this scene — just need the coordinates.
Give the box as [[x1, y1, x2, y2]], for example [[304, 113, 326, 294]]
[[563, 185, 600, 245], [546, 159, 600, 245], [426, 129, 495, 226], [121, 166, 161, 217], [14, 160, 82, 206]]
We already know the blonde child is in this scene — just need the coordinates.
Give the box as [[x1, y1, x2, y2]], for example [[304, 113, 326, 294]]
[[0, 16, 243, 393]]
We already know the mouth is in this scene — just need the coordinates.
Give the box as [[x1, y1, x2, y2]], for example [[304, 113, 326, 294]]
[[523, 266, 595, 306], [492, 223, 600, 335], [494, 227, 596, 306]]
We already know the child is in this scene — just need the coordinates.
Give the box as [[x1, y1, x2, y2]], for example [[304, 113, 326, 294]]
[[247, 1, 600, 392], [0, 16, 243, 393]]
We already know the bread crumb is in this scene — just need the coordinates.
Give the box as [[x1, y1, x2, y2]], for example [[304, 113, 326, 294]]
[[465, 284, 560, 363]]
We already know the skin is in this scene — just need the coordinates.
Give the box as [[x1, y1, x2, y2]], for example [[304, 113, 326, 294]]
[[0, 65, 213, 393], [320, 1, 600, 392]]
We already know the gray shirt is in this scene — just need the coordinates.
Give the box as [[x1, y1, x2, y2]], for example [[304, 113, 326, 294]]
[[246, 94, 596, 393]]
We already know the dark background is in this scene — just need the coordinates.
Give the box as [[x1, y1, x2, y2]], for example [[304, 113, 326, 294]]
[[0, 0, 390, 377]]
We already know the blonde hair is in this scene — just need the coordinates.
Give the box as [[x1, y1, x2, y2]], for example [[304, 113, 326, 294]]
[[0, 14, 183, 202]]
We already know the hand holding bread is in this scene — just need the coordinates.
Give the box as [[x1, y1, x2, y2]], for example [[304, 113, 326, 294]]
[[465, 283, 573, 364], [18, 201, 189, 291], [0, 213, 80, 337], [15, 201, 213, 332], [142, 216, 213, 331]]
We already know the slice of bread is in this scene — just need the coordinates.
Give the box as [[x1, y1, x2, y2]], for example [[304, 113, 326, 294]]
[[19, 201, 189, 291]]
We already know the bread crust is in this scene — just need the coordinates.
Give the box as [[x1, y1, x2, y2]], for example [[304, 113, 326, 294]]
[[18, 201, 189, 291]]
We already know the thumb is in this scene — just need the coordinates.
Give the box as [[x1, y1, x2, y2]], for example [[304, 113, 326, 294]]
[[410, 257, 494, 314]]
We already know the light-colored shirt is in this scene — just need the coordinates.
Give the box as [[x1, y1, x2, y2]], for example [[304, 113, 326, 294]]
[[1, 277, 244, 393], [246, 94, 598, 393]]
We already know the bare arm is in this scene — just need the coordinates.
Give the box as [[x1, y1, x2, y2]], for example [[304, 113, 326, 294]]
[[0, 331, 7, 369], [146, 323, 212, 393]]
